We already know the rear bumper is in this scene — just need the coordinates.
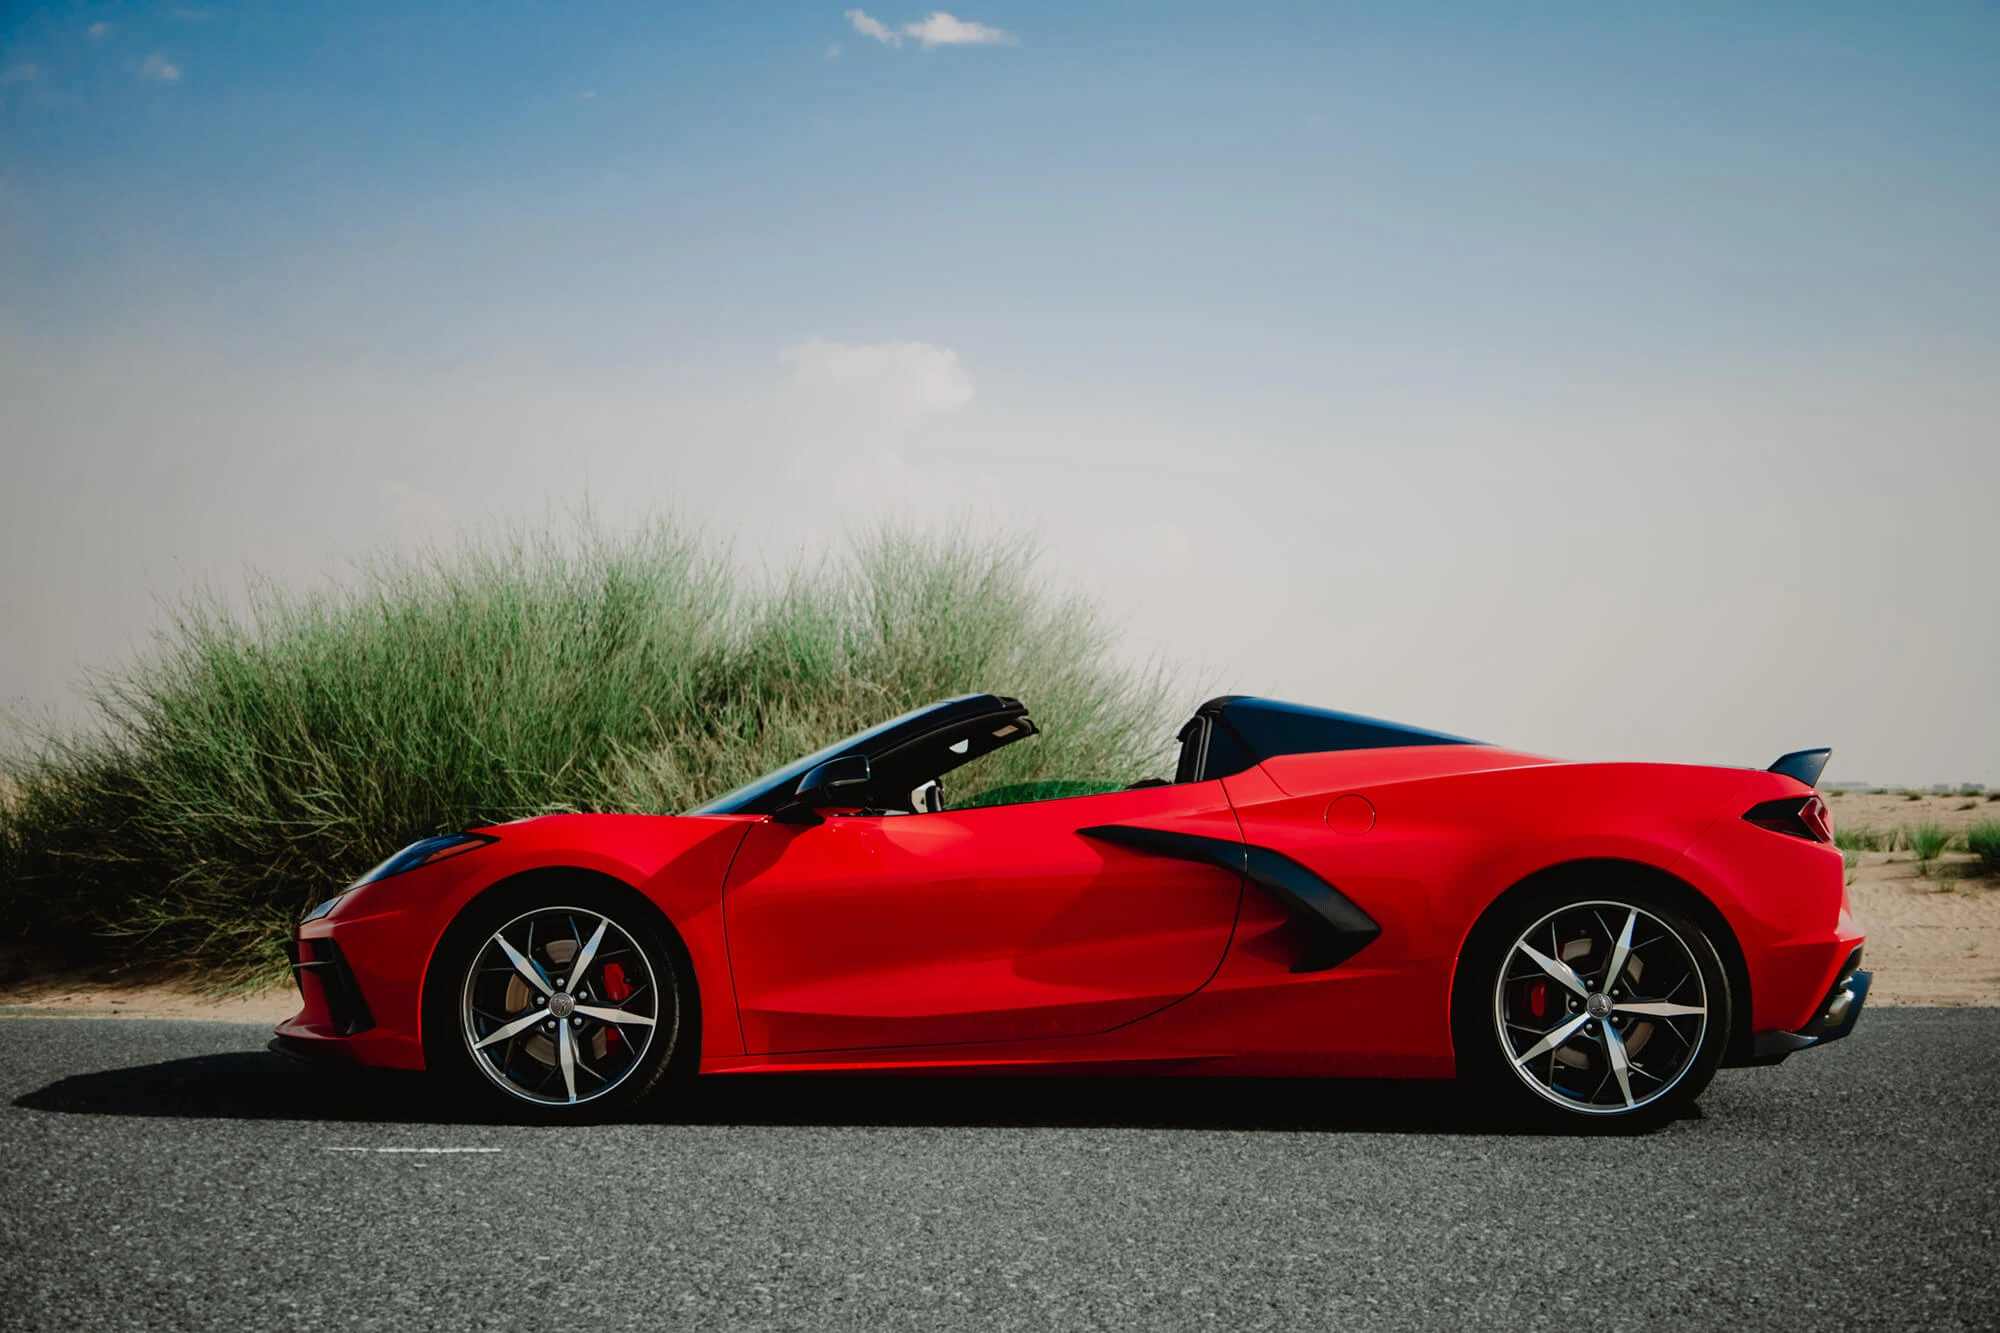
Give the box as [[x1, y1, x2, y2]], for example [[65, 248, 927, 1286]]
[[1745, 946, 1871, 1065]]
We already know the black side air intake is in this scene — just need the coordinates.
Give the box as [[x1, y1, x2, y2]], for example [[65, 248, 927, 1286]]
[[1078, 825, 1381, 973]]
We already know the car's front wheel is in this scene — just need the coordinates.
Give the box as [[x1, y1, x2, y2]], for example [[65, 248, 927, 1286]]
[[1454, 878, 1732, 1132], [426, 884, 684, 1122]]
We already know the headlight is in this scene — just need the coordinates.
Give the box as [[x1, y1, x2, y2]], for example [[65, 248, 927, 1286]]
[[301, 832, 496, 923], [352, 832, 497, 887]]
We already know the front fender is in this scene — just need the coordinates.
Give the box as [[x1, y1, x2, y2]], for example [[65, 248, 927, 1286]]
[[300, 813, 756, 1068]]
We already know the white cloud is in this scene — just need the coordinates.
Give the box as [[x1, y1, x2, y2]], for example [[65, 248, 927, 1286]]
[[0, 63, 39, 87], [845, 9, 902, 47], [138, 52, 182, 82], [826, 42, 841, 59], [903, 12, 1015, 48], [781, 339, 974, 424], [87, 21, 111, 39]]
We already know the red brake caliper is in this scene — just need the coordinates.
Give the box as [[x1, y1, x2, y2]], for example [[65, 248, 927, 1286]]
[[1527, 979, 1548, 1020], [601, 962, 631, 1052]]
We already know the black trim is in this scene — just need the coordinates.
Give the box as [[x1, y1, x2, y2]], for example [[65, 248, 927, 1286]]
[[291, 937, 376, 1036], [689, 694, 1036, 816], [1175, 696, 1474, 782], [1078, 825, 1381, 973], [775, 754, 874, 826], [1768, 748, 1832, 788], [267, 1034, 356, 1065]]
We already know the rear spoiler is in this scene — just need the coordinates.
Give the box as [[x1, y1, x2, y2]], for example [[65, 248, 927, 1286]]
[[1768, 748, 1831, 788]]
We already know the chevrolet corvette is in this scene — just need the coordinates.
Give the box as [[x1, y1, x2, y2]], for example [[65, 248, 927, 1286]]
[[275, 694, 1868, 1129]]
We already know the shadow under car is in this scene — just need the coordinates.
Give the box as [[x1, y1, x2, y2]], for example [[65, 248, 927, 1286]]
[[8, 1048, 1564, 1134]]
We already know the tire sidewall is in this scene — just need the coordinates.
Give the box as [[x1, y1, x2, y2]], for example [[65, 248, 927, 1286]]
[[422, 879, 685, 1124], [1453, 875, 1733, 1133]]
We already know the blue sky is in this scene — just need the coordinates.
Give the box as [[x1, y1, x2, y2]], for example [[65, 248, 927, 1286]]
[[3, 2, 1997, 781]]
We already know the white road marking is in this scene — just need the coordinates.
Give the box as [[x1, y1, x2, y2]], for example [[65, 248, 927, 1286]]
[[321, 1146, 503, 1154]]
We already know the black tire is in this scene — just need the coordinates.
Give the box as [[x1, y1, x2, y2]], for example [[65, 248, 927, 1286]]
[[1452, 873, 1732, 1133], [423, 879, 688, 1124]]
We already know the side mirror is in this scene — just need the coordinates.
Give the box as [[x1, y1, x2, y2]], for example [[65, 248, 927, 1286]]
[[776, 754, 872, 824]]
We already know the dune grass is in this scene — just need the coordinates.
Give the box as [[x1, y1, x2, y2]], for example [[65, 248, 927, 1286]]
[[1968, 822, 2000, 876], [1905, 821, 1951, 876], [0, 519, 1179, 982], [1833, 825, 1885, 853]]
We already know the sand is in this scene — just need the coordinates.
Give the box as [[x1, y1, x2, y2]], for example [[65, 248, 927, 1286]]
[[0, 977, 301, 1022], [1829, 788, 2000, 1006]]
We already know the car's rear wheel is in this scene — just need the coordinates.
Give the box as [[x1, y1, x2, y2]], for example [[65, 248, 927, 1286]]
[[426, 884, 683, 1122], [1454, 878, 1732, 1132]]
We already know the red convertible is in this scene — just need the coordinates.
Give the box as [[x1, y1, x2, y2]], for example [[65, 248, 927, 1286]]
[[277, 694, 1867, 1128]]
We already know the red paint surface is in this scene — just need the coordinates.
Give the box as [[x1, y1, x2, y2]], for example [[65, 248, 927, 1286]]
[[1324, 794, 1376, 835], [722, 782, 1243, 1052]]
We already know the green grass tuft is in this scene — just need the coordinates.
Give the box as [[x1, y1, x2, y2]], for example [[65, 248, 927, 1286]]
[[0, 518, 1180, 982], [1968, 822, 2000, 875], [1833, 825, 1884, 853], [1905, 821, 1951, 874], [957, 780, 1131, 808]]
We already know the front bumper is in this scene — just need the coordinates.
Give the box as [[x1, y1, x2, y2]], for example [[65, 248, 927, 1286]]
[[273, 916, 429, 1071], [1746, 945, 1871, 1064], [282, 936, 375, 1036]]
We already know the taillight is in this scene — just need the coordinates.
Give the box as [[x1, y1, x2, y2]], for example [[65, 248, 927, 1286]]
[[1743, 794, 1831, 843]]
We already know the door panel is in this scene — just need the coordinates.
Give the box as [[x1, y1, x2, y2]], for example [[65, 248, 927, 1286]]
[[722, 782, 1245, 1053]]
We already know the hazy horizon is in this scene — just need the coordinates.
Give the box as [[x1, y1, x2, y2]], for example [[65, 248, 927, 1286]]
[[4, 2, 1996, 785]]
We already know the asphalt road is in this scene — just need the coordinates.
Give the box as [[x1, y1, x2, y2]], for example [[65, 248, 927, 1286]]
[[1, 1010, 1994, 1332]]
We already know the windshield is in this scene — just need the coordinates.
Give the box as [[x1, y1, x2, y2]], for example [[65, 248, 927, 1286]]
[[683, 700, 962, 816]]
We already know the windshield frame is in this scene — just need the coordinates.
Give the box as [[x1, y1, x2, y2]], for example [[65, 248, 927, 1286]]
[[685, 695, 1025, 816]]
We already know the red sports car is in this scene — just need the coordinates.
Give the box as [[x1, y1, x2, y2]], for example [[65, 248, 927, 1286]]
[[275, 694, 1868, 1128]]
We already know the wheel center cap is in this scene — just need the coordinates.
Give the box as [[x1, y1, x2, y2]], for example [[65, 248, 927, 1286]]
[[1586, 992, 1612, 1019], [548, 992, 576, 1019]]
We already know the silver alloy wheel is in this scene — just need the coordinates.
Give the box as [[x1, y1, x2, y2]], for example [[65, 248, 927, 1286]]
[[1492, 899, 1708, 1116], [459, 905, 661, 1106]]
